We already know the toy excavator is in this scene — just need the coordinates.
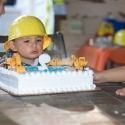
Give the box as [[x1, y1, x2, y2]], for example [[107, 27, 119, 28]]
[[71, 55, 88, 70], [4, 53, 25, 74], [47, 55, 88, 70], [47, 58, 73, 67]]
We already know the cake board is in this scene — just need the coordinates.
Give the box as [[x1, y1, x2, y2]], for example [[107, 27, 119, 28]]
[[0, 86, 101, 96]]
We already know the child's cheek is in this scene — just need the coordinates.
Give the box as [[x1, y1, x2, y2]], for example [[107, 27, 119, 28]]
[[20, 46, 28, 54]]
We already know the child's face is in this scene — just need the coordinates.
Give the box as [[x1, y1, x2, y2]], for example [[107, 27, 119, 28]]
[[10, 36, 44, 64]]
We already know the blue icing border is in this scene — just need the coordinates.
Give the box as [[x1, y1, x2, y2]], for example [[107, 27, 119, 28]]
[[25, 66, 67, 72], [25, 66, 38, 71]]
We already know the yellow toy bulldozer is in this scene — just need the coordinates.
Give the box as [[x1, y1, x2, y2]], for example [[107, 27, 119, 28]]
[[5, 53, 25, 73]]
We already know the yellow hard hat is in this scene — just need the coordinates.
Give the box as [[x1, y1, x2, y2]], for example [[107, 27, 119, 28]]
[[113, 30, 125, 47], [96, 21, 114, 37], [4, 15, 51, 52]]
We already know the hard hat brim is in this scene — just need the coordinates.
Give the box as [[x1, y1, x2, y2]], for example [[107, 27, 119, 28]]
[[43, 36, 51, 50], [4, 41, 9, 52]]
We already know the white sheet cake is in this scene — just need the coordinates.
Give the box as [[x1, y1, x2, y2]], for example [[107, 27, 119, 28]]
[[0, 54, 97, 96], [0, 66, 96, 96]]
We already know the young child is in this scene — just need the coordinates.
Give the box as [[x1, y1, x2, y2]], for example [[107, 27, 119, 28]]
[[93, 66, 125, 96], [0, 15, 51, 66]]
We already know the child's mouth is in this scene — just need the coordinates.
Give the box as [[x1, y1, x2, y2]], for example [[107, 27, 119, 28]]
[[32, 51, 38, 54]]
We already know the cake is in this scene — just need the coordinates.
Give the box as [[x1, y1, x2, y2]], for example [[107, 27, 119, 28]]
[[0, 54, 97, 96]]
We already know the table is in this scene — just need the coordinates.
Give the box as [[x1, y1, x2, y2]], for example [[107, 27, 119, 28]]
[[0, 83, 125, 125], [76, 43, 125, 71]]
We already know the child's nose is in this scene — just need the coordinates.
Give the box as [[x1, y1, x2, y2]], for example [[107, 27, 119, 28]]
[[32, 41, 37, 47]]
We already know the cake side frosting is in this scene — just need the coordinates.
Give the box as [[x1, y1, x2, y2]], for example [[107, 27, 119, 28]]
[[0, 67, 95, 95]]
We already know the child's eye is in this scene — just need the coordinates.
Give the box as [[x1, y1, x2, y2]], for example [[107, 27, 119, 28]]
[[36, 39, 42, 42], [24, 40, 30, 43]]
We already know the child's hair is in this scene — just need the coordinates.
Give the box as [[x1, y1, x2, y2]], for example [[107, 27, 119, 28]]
[[4, 15, 51, 52]]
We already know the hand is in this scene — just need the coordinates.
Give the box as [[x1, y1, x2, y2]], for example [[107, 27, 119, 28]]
[[89, 66, 103, 84], [93, 71, 102, 83]]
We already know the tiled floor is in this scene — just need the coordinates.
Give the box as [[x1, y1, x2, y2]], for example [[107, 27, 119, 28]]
[[0, 83, 125, 125]]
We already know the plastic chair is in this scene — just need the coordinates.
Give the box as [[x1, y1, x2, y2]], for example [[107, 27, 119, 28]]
[[76, 45, 109, 71], [0, 35, 8, 57], [47, 31, 67, 59]]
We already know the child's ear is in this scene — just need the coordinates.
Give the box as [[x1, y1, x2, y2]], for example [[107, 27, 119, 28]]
[[8, 41, 17, 52]]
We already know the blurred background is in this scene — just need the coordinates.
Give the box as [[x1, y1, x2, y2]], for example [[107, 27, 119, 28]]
[[1, 0, 125, 70]]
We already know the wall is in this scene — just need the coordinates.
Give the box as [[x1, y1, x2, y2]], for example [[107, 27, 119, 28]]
[[0, 0, 55, 36], [0, 6, 20, 35], [17, 0, 55, 34], [61, 0, 125, 56]]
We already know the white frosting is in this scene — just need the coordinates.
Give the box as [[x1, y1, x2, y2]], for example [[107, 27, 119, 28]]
[[0, 67, 96, 95]]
